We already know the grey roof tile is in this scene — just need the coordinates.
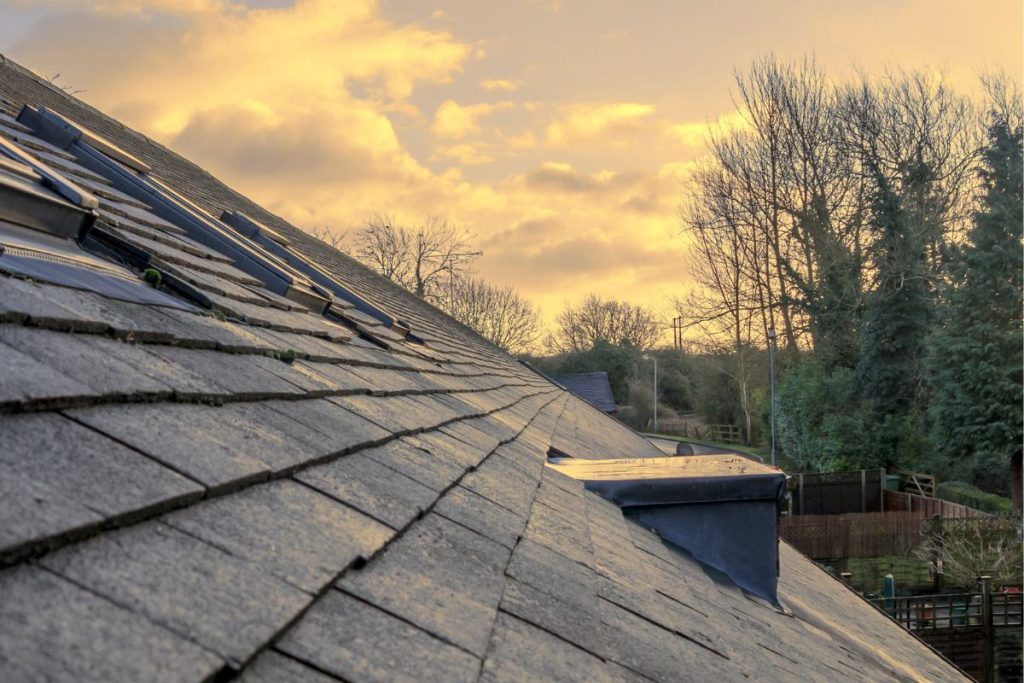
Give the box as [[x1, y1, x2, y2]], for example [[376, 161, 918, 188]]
[[157, 307, 283, 351], [296, 452, 437, 530], [244, 354, 346, 395], [0, 338, 92, 407], [342, 364, 437, 394], [40, 521, 311, 666], [0, 327, 211, 400], [264, 397, 391, 454], [286, 359, 375, 393], [498, 577, 617, 660], [0, 274, 105, 331], [0, 565, 223, 682], [213, 401, 327, 472], [405, 429, 492, 470], [523, 501, 595, 569], [277, 590, 479, 683], [0, 469, 103, 555], [328, 393, 452, 434], [0, 412, 200, 545], [434, 484, 527, 549], [142, 346, 307, 398], [237, 651, 341, 683], [481, 612, 630, 683], [440, 419, 503, 454], [506, 538, 601, 607], [460, 415, 520, 444], [68, 403, 273, 490], [163, 480, 392, 593], [597, 580, 728, 659], [460, 449, 540, 518], [597, 597, 739, 682], [339, 513, 509, 656], [364, 437, 467, 492]]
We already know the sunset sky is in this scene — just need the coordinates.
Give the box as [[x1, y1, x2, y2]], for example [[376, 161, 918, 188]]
[[0, 0, 1020, 327]]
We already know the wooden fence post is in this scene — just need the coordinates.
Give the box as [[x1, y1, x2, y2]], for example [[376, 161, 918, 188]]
[[798, 473, 804, 515], [981, 575, 994, 683]]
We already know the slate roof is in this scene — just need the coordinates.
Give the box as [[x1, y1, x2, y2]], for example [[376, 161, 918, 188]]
[[553, 371, 617, 413], [0, 53, 968, 683]]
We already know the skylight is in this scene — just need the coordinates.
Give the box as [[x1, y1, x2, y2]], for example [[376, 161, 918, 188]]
[[0, 134, 193, 309], [17, 105, 424, 346], [18, 106, 331, 315], [221, 211, 422, 343]]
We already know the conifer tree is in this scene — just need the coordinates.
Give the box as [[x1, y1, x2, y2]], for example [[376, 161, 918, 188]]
[[856, 157, 935, 466], [928, 116, 1023, 491]]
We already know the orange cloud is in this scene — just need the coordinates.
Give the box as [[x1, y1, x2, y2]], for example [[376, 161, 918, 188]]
[[480, 78, 520, 92], [431, 99, 515, 139], [545, 102, 656, 146]]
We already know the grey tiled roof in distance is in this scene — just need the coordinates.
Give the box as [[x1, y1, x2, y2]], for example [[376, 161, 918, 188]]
[[0, 52, 968, 682], [553, 370, 617, 413]]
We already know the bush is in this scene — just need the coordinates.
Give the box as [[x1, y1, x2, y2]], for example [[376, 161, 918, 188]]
[[935, 481, 1015, 514], [776, 361, 876, 471]]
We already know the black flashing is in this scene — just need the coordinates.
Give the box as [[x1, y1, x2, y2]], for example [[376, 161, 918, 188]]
[[548, 455, 788, 605]]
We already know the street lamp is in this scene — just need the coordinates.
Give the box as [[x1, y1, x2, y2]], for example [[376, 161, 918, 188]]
[[642, 354, 658, 433], [767, 327, 777, 467]]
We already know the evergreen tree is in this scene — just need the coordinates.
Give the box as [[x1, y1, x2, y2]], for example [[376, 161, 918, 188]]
[[928, 118, 1024, 492], [857, 157, 935, 466]]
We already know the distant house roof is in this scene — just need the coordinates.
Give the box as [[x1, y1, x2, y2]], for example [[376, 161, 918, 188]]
[[553, 371, 616, 413], [0, 53, 967, 682]]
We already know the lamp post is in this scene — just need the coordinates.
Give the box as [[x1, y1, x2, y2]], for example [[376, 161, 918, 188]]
[[642, 354, 658, 433], [767, 327, 777, 467]]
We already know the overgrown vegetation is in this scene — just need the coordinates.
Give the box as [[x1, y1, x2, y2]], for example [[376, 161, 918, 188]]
[[315, 57, 1021, 501], [676, 57, 1022, 496]]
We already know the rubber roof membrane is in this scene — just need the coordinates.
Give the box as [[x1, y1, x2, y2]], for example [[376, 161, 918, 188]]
[[0, 52, 970, 683]]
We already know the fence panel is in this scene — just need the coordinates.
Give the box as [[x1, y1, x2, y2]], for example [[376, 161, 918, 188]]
[[883, 490, 986, 518], [791, 470, 884, 515], [779, 511, 928, 558]]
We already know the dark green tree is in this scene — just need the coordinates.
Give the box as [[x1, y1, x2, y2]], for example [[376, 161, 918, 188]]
[[776, 359, 876, 471], [856, 157, 935, 466], [928, 116, 1023, 492]]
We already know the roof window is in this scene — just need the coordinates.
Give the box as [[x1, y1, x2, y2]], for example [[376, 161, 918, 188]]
[[17, 106, 331, 315], [0, 136, 193, 309], [221, 211, 421, 343], [0, 135, 96, 239]]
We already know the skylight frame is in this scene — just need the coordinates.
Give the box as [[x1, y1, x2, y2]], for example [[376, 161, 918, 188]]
[[18, 106, 332, 315]]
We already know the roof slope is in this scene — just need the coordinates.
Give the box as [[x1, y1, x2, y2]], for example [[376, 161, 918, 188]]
[[0, 54, 966, 682], [553, 371, 617, 413]]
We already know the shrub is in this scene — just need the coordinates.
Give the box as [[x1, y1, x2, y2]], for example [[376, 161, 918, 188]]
[[935, 480, 1014, 514]]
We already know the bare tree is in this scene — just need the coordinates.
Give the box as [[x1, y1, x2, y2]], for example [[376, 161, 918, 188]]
[[548, 295, 663, 353], [439, 275, 542, 354], [352, 214, 480, 303], [45, 73, 85, 96], [677, 164, 761, 442], [914, 518, 1024, 588], [304, 225, 348, 251], [837, 68, 980, 269], [682, 57, 983, 368]]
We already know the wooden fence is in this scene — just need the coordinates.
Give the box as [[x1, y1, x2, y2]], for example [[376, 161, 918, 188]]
[[656, 420, 744, 445], [791, 469, 885, 515], [780, 511, 929, 558], [883, 490, 986, 518]]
